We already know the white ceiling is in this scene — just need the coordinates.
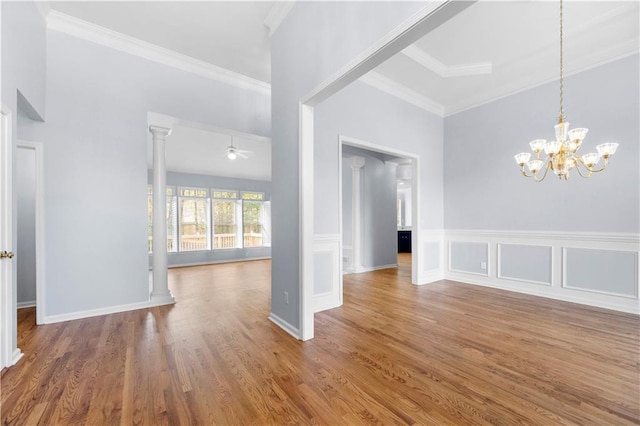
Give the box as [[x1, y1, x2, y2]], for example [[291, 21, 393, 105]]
[[147, 125, 271, 181], [369, 1, 639, 115], [47, 1, 639, 116], [47, 1, 638, 179]]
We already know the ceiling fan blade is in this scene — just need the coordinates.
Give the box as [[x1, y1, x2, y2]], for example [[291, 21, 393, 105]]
[[236, 151, 249, 159]]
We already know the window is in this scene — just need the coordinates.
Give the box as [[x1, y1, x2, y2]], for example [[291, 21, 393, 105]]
[[178, 187, 210, 251], [149, 185, 270, 253], [242, 192, 264, 248], [148, 185, 177, 253], [212, 190, 239, 249]]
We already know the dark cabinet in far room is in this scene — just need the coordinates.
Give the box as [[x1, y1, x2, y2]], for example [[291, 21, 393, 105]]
[[398, 230, 411, 253]]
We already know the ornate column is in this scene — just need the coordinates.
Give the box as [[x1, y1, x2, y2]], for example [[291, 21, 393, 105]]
[[149, 125, 175, 305], [349, 156, 365, 273]]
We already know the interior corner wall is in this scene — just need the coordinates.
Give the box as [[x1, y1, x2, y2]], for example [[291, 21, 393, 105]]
[[444, 54, 639, 233], [271, 1, 428, 331], [24, 30, 270, 318]]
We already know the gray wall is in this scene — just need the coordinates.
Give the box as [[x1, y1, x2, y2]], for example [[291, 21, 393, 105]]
[[314, 81, 444, 236], [271, 2, 427, 329], [17, 147, 36, 305], [2, 0, 47, 356], [444, 54, 639, 233], [2, 2, 46, 118], [342, 146, 397, 269], [21, 30, 270, 317], [149, 170, 271, 266]]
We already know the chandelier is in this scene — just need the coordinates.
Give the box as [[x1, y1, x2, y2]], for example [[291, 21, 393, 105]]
[[514, 0, 619, 181]]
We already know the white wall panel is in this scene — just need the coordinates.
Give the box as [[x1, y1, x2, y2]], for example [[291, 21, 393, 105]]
[[498, 244, 552, 285], [564, 248, 637, 297]]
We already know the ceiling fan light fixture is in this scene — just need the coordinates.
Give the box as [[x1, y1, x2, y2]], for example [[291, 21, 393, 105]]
[[227, 149, 237, 160]]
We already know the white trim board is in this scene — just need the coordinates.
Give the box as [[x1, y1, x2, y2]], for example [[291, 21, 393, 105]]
[[164, 257, 271, 270], [47, 10, 271, 95], [268, 313, 300, 340], [43, 298, 181, 325], [17, 301, 36, 309]]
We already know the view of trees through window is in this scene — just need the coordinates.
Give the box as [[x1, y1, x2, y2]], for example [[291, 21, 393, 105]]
[[148, 186, 269, 253]]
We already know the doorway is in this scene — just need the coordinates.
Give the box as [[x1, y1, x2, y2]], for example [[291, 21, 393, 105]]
[[338, 135, 419, 298], [16, 142, 45, 326]]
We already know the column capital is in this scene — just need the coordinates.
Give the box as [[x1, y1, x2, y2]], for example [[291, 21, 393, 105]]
[[348, 156, 365, 170], [385, 160, 399, 168], [149, 125, 172, 138]]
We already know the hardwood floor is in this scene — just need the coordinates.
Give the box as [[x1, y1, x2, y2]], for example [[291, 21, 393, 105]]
[[2, 255, 639, 425]]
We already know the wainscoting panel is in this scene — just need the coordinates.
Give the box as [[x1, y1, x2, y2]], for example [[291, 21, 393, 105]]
[[564, 248, 637, 298], [418, 230, 444, 284], [313, 234, 342, 313], [424, 241, 440, 271], [445, 230, 639, 314], [498, 244, 552, 285], [449, 241, 489, 276]]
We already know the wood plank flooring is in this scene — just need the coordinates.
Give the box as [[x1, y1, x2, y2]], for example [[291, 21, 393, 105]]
[[2, 255, 639, 425]]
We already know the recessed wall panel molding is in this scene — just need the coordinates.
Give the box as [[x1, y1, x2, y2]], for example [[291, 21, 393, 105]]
[[449, 241, 489, 276], [313, 234, 342, 313], [443, 229, 639, 314], [563, 248, 638, 298], [498, 244, 552, 286]]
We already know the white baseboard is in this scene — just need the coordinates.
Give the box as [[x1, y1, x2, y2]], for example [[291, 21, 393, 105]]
[[349, 263, 397, 274], [12, 348, 23, 366], [149, 256, 271, 270], [415, 269, 444, 285], [448, 274, 640, 315], [43, 297, 176, 324], [17, 301, 36, 309], [268, 312, 300, 339]]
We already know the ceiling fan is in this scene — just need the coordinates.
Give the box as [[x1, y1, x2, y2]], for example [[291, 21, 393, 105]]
[[225, 136, 252, 160]]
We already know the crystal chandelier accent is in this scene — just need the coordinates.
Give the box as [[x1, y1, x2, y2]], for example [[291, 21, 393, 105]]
[[514, 0, 619, 181]]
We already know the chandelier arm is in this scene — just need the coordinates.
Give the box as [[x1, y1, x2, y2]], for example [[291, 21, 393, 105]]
[[586, 157, 610, 174], [533, 161, 552, 182], [519, 167, 534, 178], [574, 162, 592, 178]]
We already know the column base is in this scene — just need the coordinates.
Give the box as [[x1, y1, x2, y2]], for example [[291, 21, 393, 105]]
[[149, 292, 176, 307]]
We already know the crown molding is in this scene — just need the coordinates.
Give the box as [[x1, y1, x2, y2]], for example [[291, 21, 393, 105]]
[[445, 46, 639, 117], [264, 1, 296, 37], [359, 71, 445, 117], [47, 10, 271, 96], [402, 44, 492, 78]]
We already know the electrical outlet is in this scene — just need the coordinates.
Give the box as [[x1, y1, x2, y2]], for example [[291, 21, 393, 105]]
[[284, 291, 289, 304], [480, 262, 487, 270]]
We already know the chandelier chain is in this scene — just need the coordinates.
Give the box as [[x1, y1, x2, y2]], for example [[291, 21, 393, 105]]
[[559, 0, 564, 122]]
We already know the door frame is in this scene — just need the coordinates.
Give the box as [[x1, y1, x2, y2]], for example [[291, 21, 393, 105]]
[[1, 105, 22, 369], [338, 134, 421, 280], [17, 141, 46, 325]]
